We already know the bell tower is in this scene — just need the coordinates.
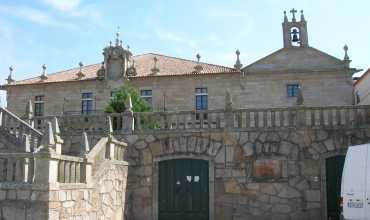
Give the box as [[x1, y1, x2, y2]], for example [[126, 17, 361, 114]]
[[282, 9, 309, 48]]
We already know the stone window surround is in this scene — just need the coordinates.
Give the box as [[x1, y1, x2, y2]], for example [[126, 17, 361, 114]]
[[152, 154, 215, 220], [34, 95, 45, 117], [287, 83, 300, 98], [81, 92, 94, 114], [140, 88, 153, 107], [320, 150, 347, 220]]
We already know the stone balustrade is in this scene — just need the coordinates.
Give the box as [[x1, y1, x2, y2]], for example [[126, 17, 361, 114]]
[[31, 105, 370, 135], [0, 107, 43, 150], [57, 155, 87, 184], [0, 153, 34, 183]]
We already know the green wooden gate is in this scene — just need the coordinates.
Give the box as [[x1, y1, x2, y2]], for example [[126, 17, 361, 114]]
[[326, 155, 345, 220], [159, 159, 209, 220]]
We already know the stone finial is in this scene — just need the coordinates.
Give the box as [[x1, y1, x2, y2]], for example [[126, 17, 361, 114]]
[[41, 64, 48, 80], [81, 132, 90, 154], [343, 44, 350, 61], [127, 94, 133, 112], [53, 117, 61, 136], [6, 65, 15, 84], [296, 85, 304, 105], [194, 53, 203, 72], [77, 61, 85, 78], [97, 61, 106, 80], [109, 41, 112, 47], [151, 56, 160, 75], [115, 26, 120, 46], [196, 53, 201, 62], [290, 8, 297, 22], [225, 89, 233, 110], [23, 134, 31, 153], [25, 99, 33, 119], [234, 49, 243, 70], [283, 11, 288, 22], [107, 116, 113, 134], [41, 121, 55, 148], [300, 10, 305, 22]]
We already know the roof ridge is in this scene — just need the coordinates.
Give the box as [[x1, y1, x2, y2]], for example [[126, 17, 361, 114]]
[[134, 52, 235, 70]]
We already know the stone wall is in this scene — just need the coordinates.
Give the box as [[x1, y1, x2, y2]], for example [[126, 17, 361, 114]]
[[0, 185, 49, 220], [120, 126, 370, 220], [0, 160, 128, 220], [6, 70, 353, 117], [48, 160, 128, 220], [354, 70, 370, 105]]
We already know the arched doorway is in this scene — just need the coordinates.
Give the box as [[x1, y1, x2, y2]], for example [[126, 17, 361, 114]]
[[158, 159, 209, 220]]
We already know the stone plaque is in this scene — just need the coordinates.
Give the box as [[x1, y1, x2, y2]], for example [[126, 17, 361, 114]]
[[253, 159, 281, 178]]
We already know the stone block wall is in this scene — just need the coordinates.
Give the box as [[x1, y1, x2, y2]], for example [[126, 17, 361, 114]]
[[48, 160, 128, 220], [120, 127, 370, 220], [5, 70, 353, 117], [0, 160, 128, 220], [0, 185, 49, 220]]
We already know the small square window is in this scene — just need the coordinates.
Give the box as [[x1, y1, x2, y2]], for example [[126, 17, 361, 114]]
[[287, 84, 299, 97]]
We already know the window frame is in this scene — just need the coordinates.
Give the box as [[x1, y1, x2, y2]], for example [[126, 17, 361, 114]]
[[140, 89, 153, 107], [287, 84, 300, 98], [195, 87, 208, 111], [81, 92, 94, 114], [34, 95, 45, 117]]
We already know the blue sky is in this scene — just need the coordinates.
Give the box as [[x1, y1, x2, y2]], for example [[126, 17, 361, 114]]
[[0, 0, 369, 107]]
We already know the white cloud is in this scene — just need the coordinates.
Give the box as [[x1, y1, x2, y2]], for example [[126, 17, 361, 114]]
[[0, 5, 76, 29], [41, 0, 103, 26], [42, 0, 81, 12], [155, 29, 198, 50]]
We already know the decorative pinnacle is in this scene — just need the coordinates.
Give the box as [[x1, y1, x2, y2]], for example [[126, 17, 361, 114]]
[[343, 44, 350, 61], [151, 56, 160, 74], [283, 11, 288, 22], [6, 65, 14, 83], [234, 49, 243, 70], [115, 26, 120, 46], [41, 64, 47, 80], [77, 62, 85, 77], [196, 53, 201, 62], [300, 10, 305, 21], [290, 8, 297, 22]]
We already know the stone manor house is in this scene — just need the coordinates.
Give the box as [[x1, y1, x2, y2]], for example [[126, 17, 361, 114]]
[[0, 9, 368, 220]]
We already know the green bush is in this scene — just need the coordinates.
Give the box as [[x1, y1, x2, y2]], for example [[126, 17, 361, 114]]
[[105, 86, 151, 113]]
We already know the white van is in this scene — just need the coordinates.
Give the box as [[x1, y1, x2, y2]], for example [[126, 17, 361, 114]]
[[341, 144, 370, 220]]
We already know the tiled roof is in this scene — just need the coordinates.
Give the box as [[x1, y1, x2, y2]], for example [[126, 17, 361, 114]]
[[4, 53, 238, 86]]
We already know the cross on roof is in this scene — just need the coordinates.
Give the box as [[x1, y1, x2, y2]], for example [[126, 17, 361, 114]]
[[290, 8, 297, 20]]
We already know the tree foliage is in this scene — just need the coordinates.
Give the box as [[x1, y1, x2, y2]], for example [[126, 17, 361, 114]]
[[105, 86, 151, 113]]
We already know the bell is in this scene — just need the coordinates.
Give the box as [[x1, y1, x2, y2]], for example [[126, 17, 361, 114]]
[[292, 33, 299, 42]]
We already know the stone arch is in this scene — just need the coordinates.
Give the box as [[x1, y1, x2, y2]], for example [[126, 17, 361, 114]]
[[152, 154, 215, 220]]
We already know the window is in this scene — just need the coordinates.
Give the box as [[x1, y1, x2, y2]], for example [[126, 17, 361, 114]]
[[81, 92, 94, 114], [140, 89, 153, 107], [34, 95, 44, 117], [110, 90, 118, 99], [195, 88, 208, 110], [287, 84, 299, 97]]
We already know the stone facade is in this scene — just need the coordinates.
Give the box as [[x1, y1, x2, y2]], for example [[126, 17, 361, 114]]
[[354, 68, 370, 105], [0, 9, 365, 220], [118, 126, 370, 220], [5, 70, 354, 117]]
